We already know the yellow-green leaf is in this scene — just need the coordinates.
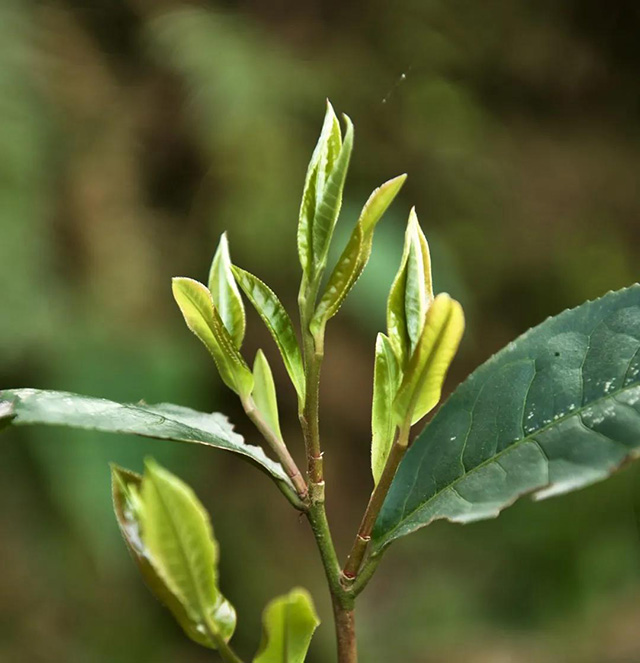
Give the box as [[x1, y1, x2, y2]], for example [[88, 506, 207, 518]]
[[297, 101, 342, 277], [253, 588, 320, 663], [208, 233, 246, 348], [393, 293, 465, 426], [387, 209, 434, 364], [311, 174, 407, 336], [252, 350, 283, 441], [172, 277, 253, 397], [232, 266, 305, 404], [371, 333, 402, 484], [112, 462, 236, 649], [311, 114, 354, 279]]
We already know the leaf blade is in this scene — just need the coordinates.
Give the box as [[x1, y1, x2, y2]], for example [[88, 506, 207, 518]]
[[311, 174, 407, 334], [1, 389, 295, 495], [232, 266, 305, 403], [253, 588, 320, 663], [252, 350, 283, 441], [172, 277, 253, 397], [208, 233, 246, 348], [373, 285, 640, 552]]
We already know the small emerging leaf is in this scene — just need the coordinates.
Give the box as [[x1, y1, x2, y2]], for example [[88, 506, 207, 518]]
[[371, 334, 402, 484], [387, 209, 434, 364], [208, 233, 246, 348], [298, 102, 342, 277], [232, 266, 305, 404], [311, 174, 407, 336], [253, 350, 283, 441], [112, 461, 236, 649], [172, 277, 253, 398], [393, 293, 465, 426], [311, 114, 354, 279], [253, 588, 320, 663]]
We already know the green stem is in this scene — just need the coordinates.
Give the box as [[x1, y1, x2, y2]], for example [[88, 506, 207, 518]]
[[204, 621, 245, 663], [342, 422, 411, 581], [241, 395, 308, 503]]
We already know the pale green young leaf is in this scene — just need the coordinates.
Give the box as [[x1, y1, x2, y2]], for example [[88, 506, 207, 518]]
[[393, 293, 464, 426], [386, 209, 434, 364], [253, 588, 320, 663], [112, 463, 236, 648], [311, 115, 354, 279], [253, 350, 283, 441], [371, 334, 402, 484], [111, 466, 218, 649], [208, 233, 246, 348], [297, 102, 342, 277], [172, 277, 253, 398], [310, 174, 407, 336], [140, 459, 236, 645], [232, 266, 305, 404], [375, 285, 640, 552]]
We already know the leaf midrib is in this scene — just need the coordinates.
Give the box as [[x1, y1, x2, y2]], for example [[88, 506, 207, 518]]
[[373, 377, 640, 550]]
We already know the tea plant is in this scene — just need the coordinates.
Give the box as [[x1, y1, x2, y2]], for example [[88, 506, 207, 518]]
[[2, 102, 640, 663]]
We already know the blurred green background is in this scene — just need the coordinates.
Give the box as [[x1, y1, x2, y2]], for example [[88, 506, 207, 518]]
[[2, 1, 640, 661]]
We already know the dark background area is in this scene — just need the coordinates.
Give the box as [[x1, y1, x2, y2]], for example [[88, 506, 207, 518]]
[[2, 1, 640, 661]]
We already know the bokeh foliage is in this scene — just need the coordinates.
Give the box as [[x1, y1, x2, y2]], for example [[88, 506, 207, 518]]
[[1, 1, 640, 661]]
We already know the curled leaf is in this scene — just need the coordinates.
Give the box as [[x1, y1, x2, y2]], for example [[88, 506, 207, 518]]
[[252, 350, 283, 441], [310, 114, 354, 279], [387, 209, 433, 365], [232, 266, 305, 404], [298, 101, 342, 277], [208, 233, 246, 348], [172, 277, 253, 398], [311, 174, 407, 336], [371, 333, 402, 484], [393, 293, 465, 426], [253, 588, 320, 663], [112, 461, 236, 649]]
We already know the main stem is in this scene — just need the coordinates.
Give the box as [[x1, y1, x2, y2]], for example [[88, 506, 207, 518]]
[[299, 288, 357, 663]]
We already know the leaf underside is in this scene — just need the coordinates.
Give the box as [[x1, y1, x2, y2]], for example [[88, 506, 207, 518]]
[[0, 389, 294, 494], [373, 285, 640, 552]]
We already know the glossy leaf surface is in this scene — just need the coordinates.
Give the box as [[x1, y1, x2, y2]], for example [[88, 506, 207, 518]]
[[393, 293, 465, 425], [253, 350, 283, 441], [374, 285, 640, 552], [0, 389, 295, 495], [371, 334, 401, 484], [310, 115, 354, 278], [297, 102, 342, 277], [172, 277, 253, 397], [208, 233, 246, 348], [311, 174, 407, 335], [111, 466, 227, 648], [253, 588, 320, 663], [232, 266, 305, 403], [140, 459, 236, 644], [387, 210, 433, 364]]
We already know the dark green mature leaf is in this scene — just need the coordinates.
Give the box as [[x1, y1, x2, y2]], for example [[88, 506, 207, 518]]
[[232, 266, 306, 404], [1, 389, 295, 497], [0, 400, 14, 431], [311, 174, 407, 336], [373, 285, 640, 552], [253, 588, 320, 663]]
